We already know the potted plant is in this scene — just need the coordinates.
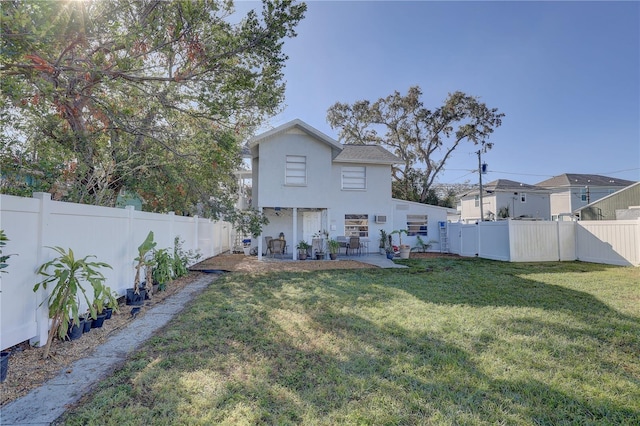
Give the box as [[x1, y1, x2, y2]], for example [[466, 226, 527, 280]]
[[378, 229, 388, 255], [231, 208, 269, 254], [312, 230, 329, 259], [90, 284, 119, 328], [127, 231, 156, 305], [152, 248, 173, 291], [34, 246, 112, 358], [385, 245, 395, 260], [391, 229, 411, 259], [103, 289, 120, 319], [327, 238, 340, 260], [296, 240, 311, 260], [242, 238, 252, 256]]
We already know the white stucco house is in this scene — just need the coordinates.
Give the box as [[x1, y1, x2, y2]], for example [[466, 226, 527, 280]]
[[459, 179, 551, 223], [243, 119, 453, 259]]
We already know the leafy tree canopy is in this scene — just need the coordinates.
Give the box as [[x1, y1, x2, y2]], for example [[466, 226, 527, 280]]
[[1, 0, 306, 217], [327, 86, 504, 204]]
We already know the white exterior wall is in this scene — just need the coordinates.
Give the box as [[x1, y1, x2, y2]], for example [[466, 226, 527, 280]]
[[391, 200, 448, 252], [254, 130, 336, 208], [0, 193, 231, 351]]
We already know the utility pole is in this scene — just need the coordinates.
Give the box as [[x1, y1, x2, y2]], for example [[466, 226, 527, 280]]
[[477, 149, 484, 221]]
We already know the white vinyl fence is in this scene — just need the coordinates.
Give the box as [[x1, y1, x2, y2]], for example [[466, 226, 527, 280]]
[[447, 219, 640, 267], [0, 193, 231, 351]]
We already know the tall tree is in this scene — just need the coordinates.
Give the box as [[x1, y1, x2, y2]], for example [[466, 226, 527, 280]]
[[1, 0, 306, 216], [327, 86, 504, 203]]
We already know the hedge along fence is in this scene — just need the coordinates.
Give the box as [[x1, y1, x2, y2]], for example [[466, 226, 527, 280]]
[[0, 193, 231, 351]]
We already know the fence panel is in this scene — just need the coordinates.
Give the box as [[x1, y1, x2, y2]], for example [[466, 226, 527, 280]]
[[459, 224, 478, 257], [577, 220, 640, 266], [447, 223, 462, 255], [0, 195, 41, 350], [479, 221, 510, 261], [509, 221, 559, 262], [1, 193, 230, 351]]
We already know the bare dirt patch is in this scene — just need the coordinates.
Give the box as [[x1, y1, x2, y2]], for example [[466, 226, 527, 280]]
[[190, 253, 378, 273]]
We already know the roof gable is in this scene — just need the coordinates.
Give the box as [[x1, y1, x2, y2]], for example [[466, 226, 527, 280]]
[[249, 119, 342, 151]]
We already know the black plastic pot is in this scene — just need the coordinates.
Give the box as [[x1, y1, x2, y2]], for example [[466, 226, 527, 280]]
[[1, 351, 9, 383], [126, 288, 146, 306], [104, 307, 113, 320], [82, 317, 93, 333], [91, 313, 107, 329], [66, 320, 84, 341]]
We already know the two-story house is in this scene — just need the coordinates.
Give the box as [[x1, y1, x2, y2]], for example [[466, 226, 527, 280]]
[[458, 179, 551, 223], [535, 174, 636, 220], [246, 119, 453, 259]]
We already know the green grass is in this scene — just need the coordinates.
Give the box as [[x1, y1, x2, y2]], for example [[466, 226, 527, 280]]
[[58, 258, 639, 425]]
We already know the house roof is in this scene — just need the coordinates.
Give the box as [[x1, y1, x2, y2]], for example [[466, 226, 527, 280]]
[[334, 144, 401, 165], [461, 179, 546, 197], [484, 179, 542, 192], [536, 173, 636, 188], [248, 119, 343, 151]]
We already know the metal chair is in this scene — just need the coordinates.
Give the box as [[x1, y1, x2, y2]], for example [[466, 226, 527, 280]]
[[347, 236, 361, 256]]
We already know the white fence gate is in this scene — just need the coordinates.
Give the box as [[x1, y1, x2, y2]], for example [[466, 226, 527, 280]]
[[0, 193, 231, 351], [447, 219, 639, 267]]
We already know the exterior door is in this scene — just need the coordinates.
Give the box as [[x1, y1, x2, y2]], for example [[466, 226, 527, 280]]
[[302, 211, 322, 244]]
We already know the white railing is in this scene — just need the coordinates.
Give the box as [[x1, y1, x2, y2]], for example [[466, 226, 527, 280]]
[[0, 193, 231, 351], [447, 219, 640, 267]]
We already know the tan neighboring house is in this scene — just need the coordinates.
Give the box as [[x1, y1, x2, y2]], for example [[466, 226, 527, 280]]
[[459, 179, 551, 223], [243, 119, 454, 258], [536, 174, 636, 220]]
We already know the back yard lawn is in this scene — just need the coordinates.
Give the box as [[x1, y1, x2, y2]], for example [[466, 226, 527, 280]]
[[58, 258, 639, 425]]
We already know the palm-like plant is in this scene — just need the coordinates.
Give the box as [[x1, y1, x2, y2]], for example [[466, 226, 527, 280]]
[[34, 247, 111, 358]]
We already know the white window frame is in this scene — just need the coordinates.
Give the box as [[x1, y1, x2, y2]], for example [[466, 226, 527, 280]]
[[474, 195, 479, 207], [407, 215, 428, 236], [341, 166, 366, 190], [285, 155, 306, 186], [345, 214, 369, 237], [520, 193, 527, 203]]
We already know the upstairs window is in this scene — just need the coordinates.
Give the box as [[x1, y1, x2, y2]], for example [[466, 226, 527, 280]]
[[342, 166, 366, 190], [345, 214, 368, 237], [520, 193, 527, 203], [285, 155, 306, 186], [474, 195, 479, 207], [407, 215, 428, 236]]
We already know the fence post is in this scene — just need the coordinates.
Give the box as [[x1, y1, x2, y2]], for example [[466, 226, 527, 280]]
[[125, 206, 135, 289], [168, 212, 175, 251], [193, 215, 199, 257], [31, 192, 51, 347]]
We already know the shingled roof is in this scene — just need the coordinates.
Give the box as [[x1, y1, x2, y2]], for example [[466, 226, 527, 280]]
[[333, 144, 400, 165], [536, 174, 636, 188]]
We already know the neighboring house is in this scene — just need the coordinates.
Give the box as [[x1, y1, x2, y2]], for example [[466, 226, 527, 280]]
[[575, 181, 640, 220], [458, 179, 551, 223], [246, 119, 453, 258], [536, 174, 636, 220]]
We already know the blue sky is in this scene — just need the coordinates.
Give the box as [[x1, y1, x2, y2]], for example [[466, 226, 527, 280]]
[[240, 1, 639, 186]]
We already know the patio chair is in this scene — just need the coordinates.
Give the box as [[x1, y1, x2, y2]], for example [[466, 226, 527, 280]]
[[269, 239, 286, 258], [347, 236, 361, 256]]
